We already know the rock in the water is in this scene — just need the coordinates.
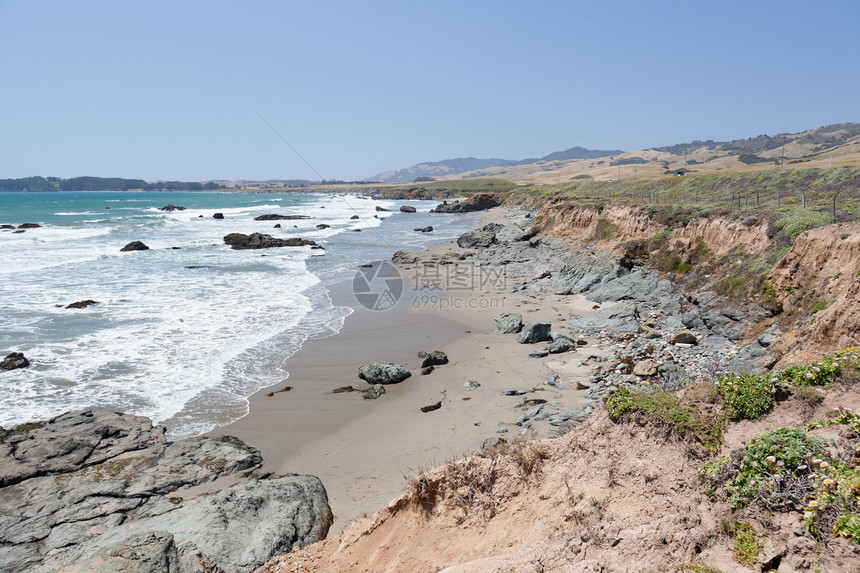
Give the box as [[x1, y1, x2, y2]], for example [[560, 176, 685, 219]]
[[547, 332, 576, 354], [18, 223, 42, 229], [159, 205, 186, 212], [399, 205, 416, 213], [213, 213, 224, 219], [316, 224, 330, 229], [516, 322, 552, 344], [457, 229, 496, 249], [358, 362, 411, 384], [273, 224, 281, 228], [375, 206, 390, 212], [362, 385, 386, 400], [432, 194, 501, 213], [121, 241, 150, 252], [493, 313, 523, 334], [420, 351, 448, 368], [352, 228, 362, 232], [66, 300, 98, 310], [1, 352, 29, 371], [420, 401, 442, 413], [481, 438, 507, 452], [253, 214, 309, 221], [350, 215, 359, 219], [669, 331, 698, 345], [413, 226, 433, 233], [0, 224, 15, 229], [633, 359, 660, 377], [223, 233, 318, 250]]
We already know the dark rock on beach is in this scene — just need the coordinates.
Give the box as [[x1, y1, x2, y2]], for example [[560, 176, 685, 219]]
[[432, 193, 501, 213], [0, 408, 332, 573], [399, 205, 416, 213], [223, 233, 318, 250], [457, 229, 497, 249], [1, 352, 29, 371], [253, 214, 310, 221], [420, 401, 442, 413], [362, 385, 386, 400], [547, 332, 576, 354], [419, 351, 448, 368], [516, 322, 552, 344], [159, 205, 186, 211], [493, 313, 523, 334], [358, 361, 411, 384], [120, 241, 150, 252], [66, 300, 98, 309]]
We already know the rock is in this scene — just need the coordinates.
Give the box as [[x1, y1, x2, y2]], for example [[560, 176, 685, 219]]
[[495, 224, 528, 242], [273, 224, 281, 228], [213, 213, 224, 219], [493, 313, 523, 334], [544, 373, 563, 389], [358, 362, 411, 384], [552, 248, 625, 294], [419, 351, 448, 368], [413, 226, 433, 233], [66, 300, 98, 309], [586, 269, 660, 303], [58, 531, 224, 573], [375, 206, 390, 212], [463, 380, 480, 391], [728, 325, 782, 374], [432, 194, 501, 213], [399, 206, 416, 213], [159, 205, 186, 212], [0, 224, 15, 229], [352, 229, 362, 232], [316, 224, 330, 229], [1, 352, 29, 371], [529, 350, 549, 358], [223, 233, 318, 250], [456, 230, 497, 249], [420, 401, 442, 413], [481, 438, 506, 452], [18, 223, 42, 229], [571, 301, 639, 334], [669, 331, 698, 345], [392, 250, 418, 264], [502, 390, 527, 396], [252, 214, 309, 221], [516, 322, 552, 344], [121, 241, 150, 252], [633, 359, 660, 377], [362, 385, 386, 400], [349, 215, 359, 220], [420, 366, 434, 375], [547, 332, 576, 354]]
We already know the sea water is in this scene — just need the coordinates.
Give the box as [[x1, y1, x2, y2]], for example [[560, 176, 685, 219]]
[[0, 191, 473, 437]]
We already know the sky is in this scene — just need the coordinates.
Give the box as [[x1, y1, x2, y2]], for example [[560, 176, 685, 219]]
[[0, 0, 858, 182]]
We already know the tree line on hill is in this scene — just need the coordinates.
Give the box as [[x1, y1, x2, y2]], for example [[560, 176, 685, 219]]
[[0, 176, 225, 192]]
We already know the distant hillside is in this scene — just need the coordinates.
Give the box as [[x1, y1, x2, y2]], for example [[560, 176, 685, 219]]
[[0, 176, 225, 192], [371, 146, 622, 183]]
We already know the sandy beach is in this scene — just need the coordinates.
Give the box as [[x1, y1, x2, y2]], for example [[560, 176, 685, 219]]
[[204, 207, 609, 533]]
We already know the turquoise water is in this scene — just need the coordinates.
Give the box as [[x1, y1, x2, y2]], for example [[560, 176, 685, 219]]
[[0, 191, 472, 437]]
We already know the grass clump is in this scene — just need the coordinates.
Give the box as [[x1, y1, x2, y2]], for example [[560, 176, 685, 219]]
[[732, 522, 767, 566], [774, 209, 832, 242], [680, 565, 723, 573], [591, 217, 618, 241], [606, 387, 725, 452], [715, 373, 775, 420]]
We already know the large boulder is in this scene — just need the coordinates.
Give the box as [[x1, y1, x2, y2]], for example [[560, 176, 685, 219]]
[[66, 300, 98, 309], [457, 230, 496, 249], [432, 194, 501, 213], [570, 301, 640, 334], [1, 352, 29, 371], [419, 351, 448, 368], [399, 206, 416, 213], [633, 359, 660, 377], [375, 206, 390, 212], [516, 323, 552, 344], [547, 332, 576, 354], [413, 226, 433, 233], [223, 233, 318, 250], [253, 214, 309, 221], [121, 241, 150, 252], [493, 313, 523, 334], [358, 362, 411, 384], [495, 223, 528, 242]]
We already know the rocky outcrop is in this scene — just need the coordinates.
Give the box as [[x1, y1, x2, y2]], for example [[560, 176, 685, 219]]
[[66, 300, 98, 309], [552, 248, 625, 294], [457, 229, 496, 249], [121, 241, 150, 252], [0, 352, 29, 371], [253, 214, 309, 221], [0, 409, 331, 573], [18, 223, 42, 229], [414, 226, 433, 233], [358, 362, 411, 384], [223, 233, 319, 250], [159, 205, 186, 212], [432, 193, 501, 213], [399, 206, 416, 213], [375, 206, 390, 212]]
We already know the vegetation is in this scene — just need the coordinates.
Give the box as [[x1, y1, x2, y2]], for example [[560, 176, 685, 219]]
[[0, 175, 224, 192], [732, 522, 767, 566], [716, 373, 776, 420]]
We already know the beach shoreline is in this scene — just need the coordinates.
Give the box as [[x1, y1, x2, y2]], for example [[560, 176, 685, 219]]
[[207, 206, 610, 533]]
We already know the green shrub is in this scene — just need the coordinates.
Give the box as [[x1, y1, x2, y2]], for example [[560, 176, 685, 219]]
[[733, 522, 766, 566], [811, 300, 827, 314], [778, 353, 844, 386], [716, 373, 775, 420]]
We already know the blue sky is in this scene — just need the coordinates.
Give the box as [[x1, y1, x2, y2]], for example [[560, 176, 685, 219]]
[[1, 0, 857, 181]]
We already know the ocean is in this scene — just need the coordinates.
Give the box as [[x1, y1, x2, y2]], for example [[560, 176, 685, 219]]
[[0, 191, 474, 438]]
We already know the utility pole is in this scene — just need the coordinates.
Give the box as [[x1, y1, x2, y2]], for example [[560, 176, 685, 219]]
[[781, 135, 786, 168]]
